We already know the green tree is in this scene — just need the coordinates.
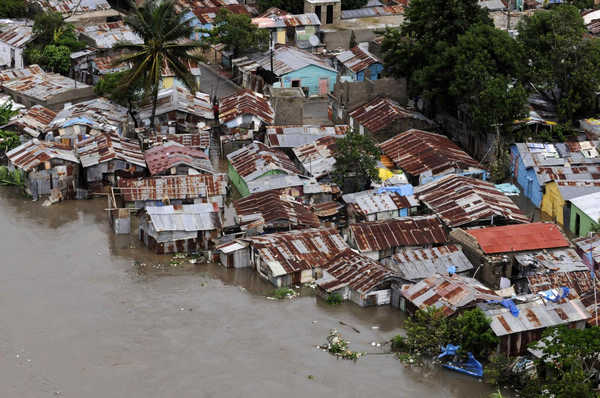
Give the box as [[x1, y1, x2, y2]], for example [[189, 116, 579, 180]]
[[0, 0, 28, 18], [449, 308, 498, 358], [95, 71, 145, 128], [205, 9, 269, 58], [341, 0, 367, 10], [256, 0, 304, 14], [0, 101, 18, 125], [31, 12, 66, 47], [402, 306, 451, 356], [42, 45, 71, 74], [518, 5, 600, 122], [0, 130, 20, 154], [113, 0, 203, 130], [332, 130, 380, 193]]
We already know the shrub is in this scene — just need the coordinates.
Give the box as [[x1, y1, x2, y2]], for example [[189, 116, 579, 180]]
[[326, 293, 343, 305], [271, 287, 295, 299]]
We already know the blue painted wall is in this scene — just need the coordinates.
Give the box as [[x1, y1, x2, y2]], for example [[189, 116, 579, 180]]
[[185, 11, 212, 40], [279, 64, 337, 96], [352, 63, 384, 82], [510, 145, 543, 207]]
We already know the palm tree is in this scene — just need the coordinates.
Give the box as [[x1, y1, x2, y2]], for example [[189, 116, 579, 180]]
[[113, 0, 203, 129]]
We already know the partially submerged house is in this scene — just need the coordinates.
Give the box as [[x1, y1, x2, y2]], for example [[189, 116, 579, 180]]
[[139, 203, 222, 254], [335, 43, 383, 81], [6, 139, 79, 200], [382, 244, 474, 282], [568, 191, 600, 237], [75, 132, 146, 186], [316, 248, 401, 306], [342, 188, 419, 222], [233, 190, 320, 232], [0, 20, 33, 70], [218, 90, 274, 134], [252, 13, 321, 48], [414, 174, 529, 229], [348, 216, 448, 260], [144, 141, 215, 176], [227, 141, 302, 197], [292, 135, 340, 179], [379, 129, 486, 185], [348, 98, 434, 142]]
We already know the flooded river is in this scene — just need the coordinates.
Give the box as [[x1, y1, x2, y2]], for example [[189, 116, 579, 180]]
[[0, 187, 502, 397]]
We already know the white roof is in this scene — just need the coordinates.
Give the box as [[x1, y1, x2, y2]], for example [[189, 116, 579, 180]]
[[570, 190, 600, 222]]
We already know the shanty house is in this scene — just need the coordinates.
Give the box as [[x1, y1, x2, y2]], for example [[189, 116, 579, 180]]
[[342, 189, 419, 222], [335, 43, 383, 81], [382, 244, 473, 282], [144, 141, 215, 176], [266, 125, 347, 150], [573, 234, 600, 270], [252, 13, 321, 48], [1, 104, 56, 140], [348, 216, 448, 260], [414, 174, 529, 229], [569, 191, 600, 237], [77, 21, 142, 50], [139, 203, 222, 254], [28, 0, 121, 25], [540, 180, 600, 227], [316, 248, 402, 306], [379, 129, 485, 185], [187, 4, 255, 39], [218, 90, 274, 133], [0, 20, 33, 70], [75, 132, 146, 186], [227, 141, 302, 197], [6, 139, 79, 200], [292, 135, 341, 179], [348, 98, 434, 142]]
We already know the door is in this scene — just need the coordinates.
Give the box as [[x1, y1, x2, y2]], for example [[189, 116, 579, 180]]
[[326, 5, 333, 24], [575, 213, 581, 236], [319, 78, 329, 95]]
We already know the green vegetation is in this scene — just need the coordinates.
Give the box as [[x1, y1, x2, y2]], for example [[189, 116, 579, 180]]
[[484, 353, 513, 386], [326, 292, 343, 305], [256, 0, 304, 14], [113, 0, 203, 130], [95, 71, 145, 127], [449, 307, 499, 359], [333, 130, 381, 193], [0, 130, 20, 153], [204, 9, 269, 58], [0, 166, 25, 187], [321, 329, 364, 360], [0, 101, 18, 125], [0, 0, 28, 18], [271, 287, 295, 299]]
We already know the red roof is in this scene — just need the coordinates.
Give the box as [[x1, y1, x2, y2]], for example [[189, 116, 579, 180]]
[[466, 223, 569, 254]]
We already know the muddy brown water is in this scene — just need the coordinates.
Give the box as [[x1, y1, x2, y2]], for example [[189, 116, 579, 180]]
[[0, 187, 505, 397]]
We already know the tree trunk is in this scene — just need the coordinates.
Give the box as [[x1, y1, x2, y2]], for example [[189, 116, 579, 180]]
[[149, 81, 159, 130], [128, 99, 138, 129]]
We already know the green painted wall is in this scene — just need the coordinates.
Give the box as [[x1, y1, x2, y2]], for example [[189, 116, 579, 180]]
[[569, 204, 598, 237], [228, 161, 250, 197]]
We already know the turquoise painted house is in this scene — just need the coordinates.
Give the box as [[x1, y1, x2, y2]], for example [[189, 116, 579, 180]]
[[336, 43, 383, 81], [256, 46, 337, 96]]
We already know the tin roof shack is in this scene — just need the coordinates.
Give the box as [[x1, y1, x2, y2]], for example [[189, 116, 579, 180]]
[[187, 5, 255, 40], [540, 180, 600, 228], [234, 191, 320, 232], [244, 174, 340, 202], [568, 191, 600, 237], [252, 13, 321, 48], [292, 135, 341, 179], [303, 0, 341, 27], [6, 139, 79, 200], [28, 0, 121, 25], [382, 244, 474, 282], [77, 21, 142, 50], [379, 129, 485, 185], [1, 105, 56, 140], [316, 248, 402, 306], [348, 216, 448, 260], [144, 141, 215, 176], [0, 65, 95, 111], [396, 273, 501, 316], [75, 132, 146, 187], [138, 88, 214, 134], [226, 141, 302, 197], [479, 294, 590, 356], [219, 90, 274, 134], [450, 222, 574, 290], [573, 234, 600, 270], [138, 203, 222, 254], [414, 174, 529, 229], [266, 125, 347, 150], [143, 131, 211, 152], [510, 141, 600, 207], [0, 20, 33, 70], [342, 189, 419, 223], [46, 98, 130, 147], [335, 43, 382, 82], [347, 98, 434, 143]]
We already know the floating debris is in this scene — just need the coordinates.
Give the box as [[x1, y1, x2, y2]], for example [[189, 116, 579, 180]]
[[319, 329, 365, 361]]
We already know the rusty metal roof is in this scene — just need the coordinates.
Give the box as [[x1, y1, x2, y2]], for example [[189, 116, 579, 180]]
[[49, 97, 128, 133], [573, 234, 600, 266], [414, 174, 529, 228], [75, 132, 146, 169], [139, 87, 213, 121], [514, 248, 589, 273], [383, 244, 473, 282], [350, 216, 448, 253], [0, 64, 43, 84], [266, 125, 347, 149], [148, 132, 211, 150], [7, 139, 79, 172], [91, 55, 130, 75], [0, 21, 33, 49], [465, 222, 569, 254], [292, 135, 340, 178], [1, 66, 91, 101], [234, 191, 320, 230], [252, 13, 320, 28], [379, 129, 483, 177], [219, 90, 274, 125], [311, 200, 343, 217], [118, 174, 227, 202], [318, 248, 400, 294], [227, 141, 301, 181], [144, 141, 214, 175], [243, 227, 348, 275], [29, 0, 112, 13], [348, 98, 432, 134], [341, 4, 404, 19], [527, 271, 600, 297], [342, 189, 419, 216], [7, 105, 56, 138], [336, 43, 381, 73], [192, 5, 253, 24], [401, 273, 501, 316], [77, 21, 142, 49]]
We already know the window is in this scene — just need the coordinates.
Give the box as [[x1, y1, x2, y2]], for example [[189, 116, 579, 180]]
[[326, 5, 333, 24], [291, 79, 301, 87], [315, 5, 321, 21]]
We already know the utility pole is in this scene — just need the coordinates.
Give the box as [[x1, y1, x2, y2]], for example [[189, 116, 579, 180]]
[[507, 0, 512, 31]]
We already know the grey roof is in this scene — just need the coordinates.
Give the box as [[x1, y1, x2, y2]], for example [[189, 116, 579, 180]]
[[0, 20, 33, 49], [383, 244, 473, 281], [145, 203, 221, 232], [479, 0, 506, 10], [554, 180, 600, 200], [77, 21, 142, 49], [570, 191, 600, 222], [252, 13, 320, 28], [138, 87, 213, 120], [2, 66, 91, 101], [513, 141, 600, 169], [255, 46, 336, 76], [29, 0, 113, 13], [48, 97, 128, 133], [514, 248, 590, 274]]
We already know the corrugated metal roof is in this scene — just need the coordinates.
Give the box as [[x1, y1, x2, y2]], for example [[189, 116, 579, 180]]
[[512, 141, 600, 169], [146, 132, 211, 150], [553, 180, 600, 200], [77, 21, 142, 49], [0, 64, 43, 83], [7, 105, 56, 138], [234, 191, 320, 230], [176, 0, 238, 11], [49, 97, 128, 133], [243, 227, 348, 274], [343, 189, 418, 216], [75, 131, 146, 169], [7, 139, 79, 172], [570, 191, 600, 222], [0, 21, 33, 49], [336, 43, 381, 73], [252, 13, 320, 28], [515, 248, 589, 273], [573, 234, 600, 265], [118, 174, 227, 201], [534, 164, 600, 186], [227, 141, 301, 181], [318, 248, 400, 294], [401, 274, 501, 316], [29, 0, 112, 13], [192, 5, 253, 24], [414, 174, 529, 228], [383, 244, 473, 281], [350, 216, 448, 252], [145, 203, 220, 232], [311, 200, 343, 217], [254, 46, 336, 76], [292, 135, 340, 178], [379, 129, 483, 177], [341, 5, 404, 19], [219, 90, 274, 125], [349, 99, 432, 134], [528, 271, 600, 297], [266, 125, 347, 149], [144, 141, 214, 175], [139, 87, 213, 121], [91, 54, 130, 75], [1, 66, 91, 101], [481, 295, 590, 337], [465, 223, 569, 254]]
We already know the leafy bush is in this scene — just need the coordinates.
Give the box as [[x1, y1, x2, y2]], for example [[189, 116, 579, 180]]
[[321, 329, 364, 361], [0, 130, 20, 153], [0, 0, 28, 18], [484, 353, 513, 386], [449, 308, 498, 359], [271, 287, 295, 299], [403, 306, 451, 356], [326, 293, 343, 305], [391, 335, 409, 352]]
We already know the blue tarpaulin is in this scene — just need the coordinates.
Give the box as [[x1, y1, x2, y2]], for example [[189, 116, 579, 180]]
[[438, 345, 484, 378], [62, 117, 96, 128], [488, 299, 520, 317], [539, 287, 569, 302], [495, 183, 520, 196], [376, 184, 413, 196], [447, 265, 456, 275]]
